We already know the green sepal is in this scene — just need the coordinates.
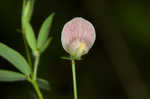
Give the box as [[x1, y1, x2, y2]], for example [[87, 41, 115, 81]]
[[61, 56, 72, 60], [61, 55, 82, 61], [67, 48, 83, 60]]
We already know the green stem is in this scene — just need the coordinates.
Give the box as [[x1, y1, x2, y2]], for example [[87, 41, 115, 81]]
[[22, 33, 33, 68], [33, 55, 40, 80], [71, 60, 78, 99], [21, 6, 32, 69], [30, 80, 44, 99], [21, 1, 43, 99], [29, 55, 44, 99]]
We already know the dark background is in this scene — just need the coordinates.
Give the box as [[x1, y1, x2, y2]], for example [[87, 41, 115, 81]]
[[0, 0, 150, 99]]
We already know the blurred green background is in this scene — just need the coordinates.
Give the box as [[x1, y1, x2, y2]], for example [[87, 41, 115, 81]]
[[1, 0, 150, 99]]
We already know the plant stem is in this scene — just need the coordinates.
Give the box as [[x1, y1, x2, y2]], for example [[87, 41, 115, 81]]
[[30, 80, 44, 99], [71, 60, 78, 99], [21, 8, 33, 69], [29, 55, 44, 99], [21, 1, 43, 99], [22, 33, 33, 68], [33, 55, 40, 80]]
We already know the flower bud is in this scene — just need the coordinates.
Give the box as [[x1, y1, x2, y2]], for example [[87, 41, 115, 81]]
[[61, 17, 96, 59]]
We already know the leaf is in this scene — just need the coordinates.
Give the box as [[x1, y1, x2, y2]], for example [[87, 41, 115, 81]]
[[40, 37, 53, 53], [22, 0, 35, 22], [0, 70, 26, 82], [60, 56, 72, 60], [37, 78, 50, 91], [0, 43, 31, 75], [37, 13, 55, 50], [24, 22, 37, 51]]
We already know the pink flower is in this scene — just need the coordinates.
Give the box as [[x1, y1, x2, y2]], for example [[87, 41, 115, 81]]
[[61, 17, 96, 58]]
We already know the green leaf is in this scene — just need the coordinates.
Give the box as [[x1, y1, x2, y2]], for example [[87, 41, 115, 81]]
[[22, 0, 26, 16], [0, 70, 26, 82], [37, 78, 50, 91], [22, 0, 35, 22], [60, 56, 72, 60], [37, 13, 55, 50], [24, 22, 37, 51], [0, 43, 31, 75], [40, 37, 53, 53]]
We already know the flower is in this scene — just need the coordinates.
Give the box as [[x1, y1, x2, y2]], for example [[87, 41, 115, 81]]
[[61, 17, 96, 59]]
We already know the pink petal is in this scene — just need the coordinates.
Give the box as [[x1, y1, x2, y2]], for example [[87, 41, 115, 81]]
[[61, 17, 96, 54]]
